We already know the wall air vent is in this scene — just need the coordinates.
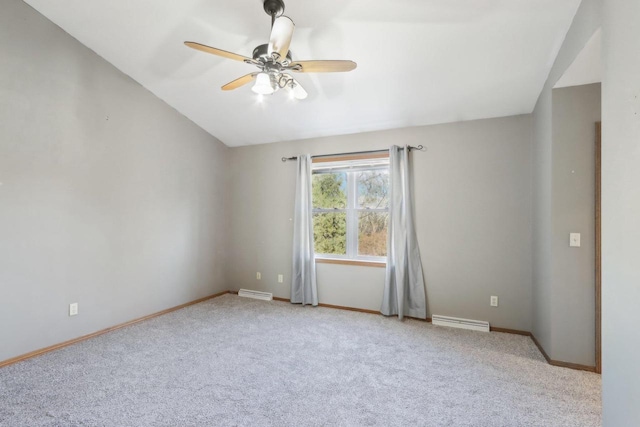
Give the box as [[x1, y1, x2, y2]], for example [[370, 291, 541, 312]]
[[431, 314, 490, 332], [237, 289, 273, 301]]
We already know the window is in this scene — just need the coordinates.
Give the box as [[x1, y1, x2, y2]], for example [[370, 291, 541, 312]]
[[312, 156, 390, 264]]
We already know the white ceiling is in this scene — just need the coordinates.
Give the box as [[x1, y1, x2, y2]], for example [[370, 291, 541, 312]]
[[24, 0, 582, 147], [554, 28, 601, 89]]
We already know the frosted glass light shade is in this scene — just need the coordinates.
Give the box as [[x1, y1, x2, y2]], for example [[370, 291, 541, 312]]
[[292, 83, 307, 100], [252, 73, 274, 95]]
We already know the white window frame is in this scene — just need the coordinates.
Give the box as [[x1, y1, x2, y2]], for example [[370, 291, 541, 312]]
[[312, 158, 389, 263]]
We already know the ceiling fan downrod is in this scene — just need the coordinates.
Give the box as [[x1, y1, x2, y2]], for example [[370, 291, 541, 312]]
[[263, 0, 285, 27]]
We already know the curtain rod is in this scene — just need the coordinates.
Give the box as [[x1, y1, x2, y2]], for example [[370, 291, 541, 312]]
[[281, 145, 425, 162]]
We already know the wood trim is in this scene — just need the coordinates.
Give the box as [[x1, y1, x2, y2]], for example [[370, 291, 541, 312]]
[[0, 290, 230, 369], [273, 296, 598, 373], [595, 121, 602, 374], [272, 296, 380, 315], [310, 305, 428, 324], [490, 326, 532, 336], [3, 290, 598, 374], [312, 152, 389, 163], [273, 297, 433, 321], [530, 333, 597, 372], [277, 297, 528, 333], [549, 360, 598, 372], [317, 302, 380, 315], [407, 316, 432, 322], [315, 258, 386, 268], [529, 333, 551, 363]]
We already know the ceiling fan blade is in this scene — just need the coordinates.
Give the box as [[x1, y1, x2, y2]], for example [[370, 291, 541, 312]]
[[289, 60, 357, 73], [221, 73, 259, 91], [184, 41, 252, 63], [268, 16, 295, 60]]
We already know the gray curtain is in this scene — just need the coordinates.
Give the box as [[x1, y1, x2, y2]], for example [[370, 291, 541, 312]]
[[290, 154, 318, 306], [381, 145, 427, 319]]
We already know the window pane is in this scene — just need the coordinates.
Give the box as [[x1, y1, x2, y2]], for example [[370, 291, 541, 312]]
[[313, 212, 347, 255], [312, 172, 347, 209], [358, 211, 389, 257], [357, 170, 389, 209]]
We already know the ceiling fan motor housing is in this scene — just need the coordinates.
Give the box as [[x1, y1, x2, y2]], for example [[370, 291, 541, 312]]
[[252, 43, 292, 63], [263, 0, 285, 17]]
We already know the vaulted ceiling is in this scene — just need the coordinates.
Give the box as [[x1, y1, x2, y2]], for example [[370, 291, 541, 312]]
[[24, 0, 582, 147]]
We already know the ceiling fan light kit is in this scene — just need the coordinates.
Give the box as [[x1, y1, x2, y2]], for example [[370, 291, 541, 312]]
[[290, 81, 308, 100], [184, 0, 356, 101]]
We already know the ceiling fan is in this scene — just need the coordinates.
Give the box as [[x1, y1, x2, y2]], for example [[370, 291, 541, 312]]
[[184, 0, 357, 100]]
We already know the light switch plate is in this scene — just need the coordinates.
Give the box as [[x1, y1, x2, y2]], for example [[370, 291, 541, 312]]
[[569, 233, 581, 247]]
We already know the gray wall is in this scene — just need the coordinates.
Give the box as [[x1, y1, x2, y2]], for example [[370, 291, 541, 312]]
[[0, 0, 230, 362], [551, 83, 601, 366], [531, 0, 601, 366], [602, 0, 640, 423], [227, 115, 534, 331]]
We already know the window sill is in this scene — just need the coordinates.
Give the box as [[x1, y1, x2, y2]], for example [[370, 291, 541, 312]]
[[315, 258, 386, 268]]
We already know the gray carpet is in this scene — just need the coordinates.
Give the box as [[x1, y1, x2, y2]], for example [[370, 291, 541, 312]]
[[0, 294, 601, 426]]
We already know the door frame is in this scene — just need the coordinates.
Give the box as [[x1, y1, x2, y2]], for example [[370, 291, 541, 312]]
[[595, 121, 602, 374]]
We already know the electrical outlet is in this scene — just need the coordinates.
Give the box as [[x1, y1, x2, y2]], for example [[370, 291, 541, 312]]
[[69, 303, 78, 316], [490, 296, 498, 307], [278, 274, 284, 283], [256, 272, 261, 280]]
